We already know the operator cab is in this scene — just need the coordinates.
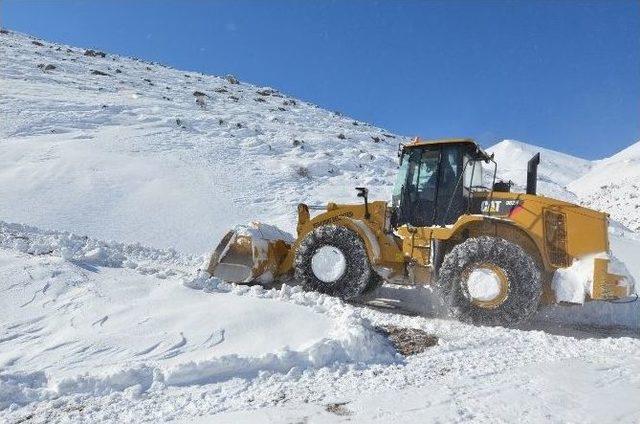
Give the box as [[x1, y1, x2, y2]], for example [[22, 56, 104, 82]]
[[391, 138, 493, 228]]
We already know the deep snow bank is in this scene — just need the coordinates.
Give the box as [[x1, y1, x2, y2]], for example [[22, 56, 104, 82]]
[[0, 223, 397, 411]]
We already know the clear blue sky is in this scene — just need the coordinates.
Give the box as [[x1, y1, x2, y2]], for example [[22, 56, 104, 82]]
[[3, 0, 639, 159]]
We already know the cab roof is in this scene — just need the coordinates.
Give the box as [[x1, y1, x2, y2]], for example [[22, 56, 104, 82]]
[[402, 137, 493, 162]]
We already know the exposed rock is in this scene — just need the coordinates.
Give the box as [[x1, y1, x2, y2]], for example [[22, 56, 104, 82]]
[[295, 166, 310, 178], [256, 88, 277, 96], [84, 49, 106, 58], [337, 133, 346, 140], [225, 74, 240, 84], [90, 70, 109, 76], [375, 325, 438, 356], [325, 402, 351, 416], [31, 40, 45, 47]]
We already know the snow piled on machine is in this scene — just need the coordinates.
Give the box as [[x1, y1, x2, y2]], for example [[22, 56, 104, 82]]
[[552, 252, 634, 304]]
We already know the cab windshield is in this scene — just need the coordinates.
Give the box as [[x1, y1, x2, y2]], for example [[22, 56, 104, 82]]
[[392, 145, 463, 227]]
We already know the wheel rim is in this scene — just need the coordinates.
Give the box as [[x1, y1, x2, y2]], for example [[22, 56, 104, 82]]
[[463, 262, 510, 309], [311, 245, 347, 283]]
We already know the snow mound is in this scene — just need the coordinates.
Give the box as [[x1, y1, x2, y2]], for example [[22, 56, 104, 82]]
[[0, 220, 199, 277], [0, 222, 397, 411], [552, 252, 634, 304]]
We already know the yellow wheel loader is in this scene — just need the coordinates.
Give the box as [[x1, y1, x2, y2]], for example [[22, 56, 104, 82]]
[[207, 138, 634, 325]]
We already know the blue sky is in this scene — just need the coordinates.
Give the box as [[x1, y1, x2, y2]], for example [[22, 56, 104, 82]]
[[3, 0, 639, 159]]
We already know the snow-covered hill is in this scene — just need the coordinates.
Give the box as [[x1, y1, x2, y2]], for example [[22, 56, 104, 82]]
[[0, 30, 402, 254], [1, 30, 640, 423]]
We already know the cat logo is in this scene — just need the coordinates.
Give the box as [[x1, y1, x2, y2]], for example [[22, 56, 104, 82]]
[[481, 199, 520, 215]]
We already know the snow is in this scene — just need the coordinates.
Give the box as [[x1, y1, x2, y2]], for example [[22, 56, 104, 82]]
[[1, 29, 640, 423], [568, 141, 640, 232], [311, 245, 347, 282], [466, 267, 502, 302], [552, 255, 598, 303], [0, 30, 402, 255], [552, 252, 634, 304], [0, 225, 397, 412]]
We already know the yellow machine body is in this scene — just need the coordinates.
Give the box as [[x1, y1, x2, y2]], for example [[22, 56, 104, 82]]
[[207, 138, 633, 305], [266, 190, 631, 303]]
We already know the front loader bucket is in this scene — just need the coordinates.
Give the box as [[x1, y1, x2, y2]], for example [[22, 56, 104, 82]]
[[206, 222, 293, 284]]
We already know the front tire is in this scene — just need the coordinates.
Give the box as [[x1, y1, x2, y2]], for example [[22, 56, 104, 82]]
[[436, 236, 542, 326], [295, 225, 374, 299]]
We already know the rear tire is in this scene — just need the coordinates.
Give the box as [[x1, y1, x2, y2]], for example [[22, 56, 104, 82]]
[[436, 236, 542, 326], [295, 225, 374, 299]]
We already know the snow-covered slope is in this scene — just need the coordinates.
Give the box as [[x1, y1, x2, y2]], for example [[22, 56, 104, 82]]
[[568, 141, 640, 231], [0, 30, 402, 254]]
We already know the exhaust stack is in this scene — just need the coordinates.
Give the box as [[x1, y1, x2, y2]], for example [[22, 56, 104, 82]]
[[526, 153, 540, 195]]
